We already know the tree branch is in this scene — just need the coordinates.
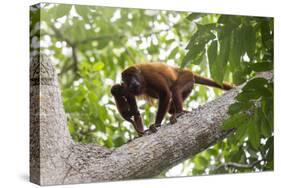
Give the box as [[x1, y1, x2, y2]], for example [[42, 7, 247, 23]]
[[30, 54, 273, 185]]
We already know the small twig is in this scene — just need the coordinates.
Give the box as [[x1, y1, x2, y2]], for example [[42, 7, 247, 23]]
[[78, 34, 123, 45], [213, 159, 264, 171], [50, 25, 74, 46], [71, 45, 79, 73], [58, 58, 71, 76]]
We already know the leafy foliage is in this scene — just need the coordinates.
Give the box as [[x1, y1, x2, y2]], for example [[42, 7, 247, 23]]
[[30, 3, 273, 176], [183, 14, 273, 175]]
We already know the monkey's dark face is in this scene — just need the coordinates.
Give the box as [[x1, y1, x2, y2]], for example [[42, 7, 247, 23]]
[[122, 67, 144, 95], [123, 74, 142, 95]]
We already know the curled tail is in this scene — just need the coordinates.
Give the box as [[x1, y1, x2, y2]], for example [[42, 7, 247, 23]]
[[194, 74, 233, 90]]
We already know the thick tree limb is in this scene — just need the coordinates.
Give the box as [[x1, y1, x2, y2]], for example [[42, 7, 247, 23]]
[[30, 54, 273, 185]]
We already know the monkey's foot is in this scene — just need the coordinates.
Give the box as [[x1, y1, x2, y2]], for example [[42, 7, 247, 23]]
[[137, 132, 144, 137], [154, 123, 161, 128], [170, 111, 189, 124], [143, 124, 160, 135], [149, 124, 158, 133], [143, 129, 154, 136], [169, 116, 177, 124]]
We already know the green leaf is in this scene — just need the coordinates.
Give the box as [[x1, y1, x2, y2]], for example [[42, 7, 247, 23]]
[[218, 15, 229, 24], [182, 44, 205, 67], [194, 156, 209, 169], [228, 102, 252, 115], [261, 97, 274, 132], [248, 114, 260, 150], [256, 107, 272, 138], [147, 44, 160, 54], [192, 50, 205, 65], [113, 136, 125, 147], [260, 116, 272, 137], [249, 62, 273, 72], [207, 40, 218, 67], [186, 13, 206, 21], [67, 121, 76, 135], [185, 26, 216, 50], [30, 7, 40, 27], [235, 123, 248, 143], [236, 91, 261, 102], [243, 78, 268, 92], [209, 36, 230, 85], [229, 30, 242, 71], [262, 97, 273, 115], [208, 40, 221, 84], [54, 4, 71, 19], [265, 136, 273, 152], [260, 19, 272, 48], [229, 26, 250, 73], [197, 23, 217, 31], [239, 25, 250, 56], [242, 78, 272, 97], [247, 147, 258, 158], [92, 62, 104, 71], [192, 168, 205, 175], [232, 71, 246, 85], [218, 15, 241, 27], [261, 97, 273, 130], [182, 26, 216, 67], [168, 47, 179, 59], [208, 148, 218, 156], [244, 25, 256, 58], [265, 136, 274, 165], [230, 147, 244, 162], [75, 5, 90, 19], [222, 113, 250, 130]]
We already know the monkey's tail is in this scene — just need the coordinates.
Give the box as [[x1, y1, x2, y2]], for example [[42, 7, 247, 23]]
[[193, 74, 233, 90]]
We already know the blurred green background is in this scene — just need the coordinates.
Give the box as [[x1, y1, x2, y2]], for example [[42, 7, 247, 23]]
[[30, 3, 273, 177]]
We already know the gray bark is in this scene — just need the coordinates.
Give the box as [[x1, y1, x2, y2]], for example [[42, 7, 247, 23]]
[[30, 54, 272, 185]]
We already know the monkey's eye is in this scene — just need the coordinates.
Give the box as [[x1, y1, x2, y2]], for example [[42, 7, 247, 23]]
[[124, 75, 134, 83]]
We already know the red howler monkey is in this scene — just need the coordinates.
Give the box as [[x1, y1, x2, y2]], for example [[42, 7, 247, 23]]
[[111, 62, 233, 135]]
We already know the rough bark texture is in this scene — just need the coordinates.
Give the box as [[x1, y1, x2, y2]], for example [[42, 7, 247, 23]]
[[30, 54, 73, 185], [30, 54, 272, 185]]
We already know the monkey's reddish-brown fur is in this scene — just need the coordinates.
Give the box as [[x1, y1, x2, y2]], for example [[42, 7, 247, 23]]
[[112, 62, 233, 135]]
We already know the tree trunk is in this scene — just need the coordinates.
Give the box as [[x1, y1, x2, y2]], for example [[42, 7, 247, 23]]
[[29, 54, 272, 185]]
